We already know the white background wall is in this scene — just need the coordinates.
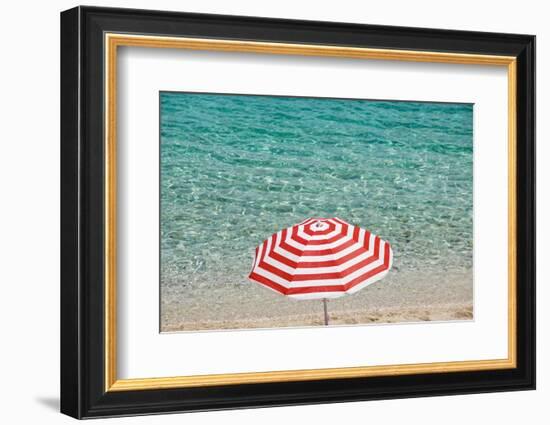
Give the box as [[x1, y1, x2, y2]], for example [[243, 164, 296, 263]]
[[0, 0, 545, 423]]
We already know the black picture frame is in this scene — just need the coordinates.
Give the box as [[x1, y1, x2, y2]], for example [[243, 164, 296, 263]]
[[61, 5, 535, 419]]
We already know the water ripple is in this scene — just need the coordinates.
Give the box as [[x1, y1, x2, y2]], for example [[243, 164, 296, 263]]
[[160, 93, 473, 289]]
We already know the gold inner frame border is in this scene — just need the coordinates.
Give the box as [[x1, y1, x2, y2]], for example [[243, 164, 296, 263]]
[[104, 33, 517, 392]]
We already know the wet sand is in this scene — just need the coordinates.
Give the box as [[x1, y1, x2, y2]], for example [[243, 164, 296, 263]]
[[161, 269, 473, 332]]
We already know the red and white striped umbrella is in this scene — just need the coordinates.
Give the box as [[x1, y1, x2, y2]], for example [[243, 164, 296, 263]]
[[248, 217, 393, 301]]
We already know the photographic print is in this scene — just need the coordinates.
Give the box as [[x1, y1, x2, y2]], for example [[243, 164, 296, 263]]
[[159, 92, 474, 332]]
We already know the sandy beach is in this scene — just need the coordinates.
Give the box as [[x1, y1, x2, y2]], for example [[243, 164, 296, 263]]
[[161, 269, 473, 332]]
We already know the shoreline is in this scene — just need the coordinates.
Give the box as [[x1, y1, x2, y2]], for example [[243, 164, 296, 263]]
[[161, 269, 473, 332]]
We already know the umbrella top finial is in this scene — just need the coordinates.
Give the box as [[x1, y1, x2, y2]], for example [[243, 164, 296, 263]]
[[312, 219, 329, 231]]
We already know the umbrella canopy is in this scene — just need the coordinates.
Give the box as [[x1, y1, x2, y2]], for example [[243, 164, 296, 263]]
[[248, 217, 393, 300]]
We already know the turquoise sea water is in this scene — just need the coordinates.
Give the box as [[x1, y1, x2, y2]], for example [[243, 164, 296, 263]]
[[160, 92, 473, 294]]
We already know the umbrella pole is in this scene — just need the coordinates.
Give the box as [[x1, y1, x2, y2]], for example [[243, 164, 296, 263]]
[[323, 298, 329, 326]]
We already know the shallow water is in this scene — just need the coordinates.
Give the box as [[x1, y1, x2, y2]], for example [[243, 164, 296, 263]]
[[160, 92, 473, 321]]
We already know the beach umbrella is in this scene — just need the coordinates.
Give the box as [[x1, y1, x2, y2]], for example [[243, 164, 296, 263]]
[[248, 217, 393, 325]]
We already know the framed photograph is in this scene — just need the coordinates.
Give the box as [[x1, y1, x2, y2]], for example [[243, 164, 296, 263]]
[[60, 6, 535, 419]]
